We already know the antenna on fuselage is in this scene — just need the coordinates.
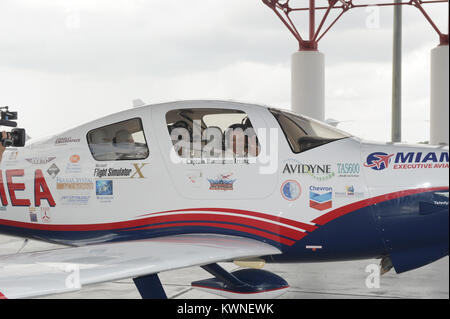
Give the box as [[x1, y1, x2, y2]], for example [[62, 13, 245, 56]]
[[325, 118, 340, 127], [132, 99, 146, 108]]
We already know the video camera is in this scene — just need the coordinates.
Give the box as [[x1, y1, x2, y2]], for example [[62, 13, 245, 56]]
[[0, 106, 26, 147]]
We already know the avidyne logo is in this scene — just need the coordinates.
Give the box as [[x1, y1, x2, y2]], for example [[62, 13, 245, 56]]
[[365, 151, 449, 171], [283, 163, 331, 174], [282, 160, 335, 180]]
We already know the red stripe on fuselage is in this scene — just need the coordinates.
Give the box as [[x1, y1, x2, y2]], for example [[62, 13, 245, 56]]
[[0, 187, 446, 246], [138, 208, 318, 232], [125, 213, 306, 240], [0, 212, 307, 238], [124, 222, 299, 246]]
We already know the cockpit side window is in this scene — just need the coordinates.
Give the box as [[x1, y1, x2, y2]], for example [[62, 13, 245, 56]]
[[87, 118, 149, 161], [166, 108, 260, 159], [270, 108, 351, 153]]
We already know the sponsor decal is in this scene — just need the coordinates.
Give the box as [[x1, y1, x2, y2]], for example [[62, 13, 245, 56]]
[[66, 155, 82, 174], [309, 186, 333, 211], [364, 151, 449, 171], [334, 185, 364, 198], [56, 178, 93, 190], [336, 163, 360, 177], [96, 180, 114, 203], [55, 137, 81, 145], [29, 207, 38, 223], [60, 195, 91, 206], [28, 207, 51, 223], [0, 169, 55, 207], [94, 163, 148, 179], [433, 200, 449, 207], [66, 165, 82, 174], [282, 159, 335, 181], [364, 152, 394, 170], [26, 157, 56, 165], [208, 173, 236, 191], [70, 155, 80, 163], [47, 163, 61, 179], [0, 206, 6, 212], [40, 207, 51, 223], [433, 192, 449, 207], [281, 180, 302, 201], [96, 180, 113, 196], [95, 167, 132, 178]]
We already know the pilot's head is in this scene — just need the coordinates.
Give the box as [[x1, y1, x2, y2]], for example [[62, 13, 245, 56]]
[[225, 124, 246, 157], [115, 130, 134, 144]]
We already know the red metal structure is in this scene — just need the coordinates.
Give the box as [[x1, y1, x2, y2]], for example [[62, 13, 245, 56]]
[[262, 0, 449, 50]]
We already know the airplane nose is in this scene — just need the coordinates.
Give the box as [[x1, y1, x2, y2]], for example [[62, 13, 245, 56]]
[[362, 142, 449, 273], [372, 188, 449, 273], [362, 145, 449, 273]]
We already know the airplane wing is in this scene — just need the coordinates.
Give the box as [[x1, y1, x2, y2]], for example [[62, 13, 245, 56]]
[[0, 234, 280, 299]]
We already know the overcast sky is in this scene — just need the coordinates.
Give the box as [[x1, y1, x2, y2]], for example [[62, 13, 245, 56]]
[[0, 0, 447, 143]]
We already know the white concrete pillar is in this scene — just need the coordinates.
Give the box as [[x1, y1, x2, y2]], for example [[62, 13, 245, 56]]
[[430, 44, 449, 145], [291, 50, 325, 121]]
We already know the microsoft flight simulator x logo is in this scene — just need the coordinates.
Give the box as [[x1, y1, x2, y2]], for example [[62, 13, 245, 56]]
[[364, 151, 449, 171]]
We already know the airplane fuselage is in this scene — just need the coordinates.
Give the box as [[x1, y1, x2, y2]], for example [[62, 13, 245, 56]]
[[0, 101, 448, 273]]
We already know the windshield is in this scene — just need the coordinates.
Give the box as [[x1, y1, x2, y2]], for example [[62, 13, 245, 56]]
[[270, 108, 351, 153]]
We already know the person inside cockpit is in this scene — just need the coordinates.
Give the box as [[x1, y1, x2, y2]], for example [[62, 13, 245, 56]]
[[113, 129, 136, 159], [225, 124, 247, 157]]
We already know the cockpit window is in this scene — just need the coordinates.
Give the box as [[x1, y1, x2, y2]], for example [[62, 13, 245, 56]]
[[87, 118, 149, 161], [166, 108, 260, 159], [270, 108, 351, 153]]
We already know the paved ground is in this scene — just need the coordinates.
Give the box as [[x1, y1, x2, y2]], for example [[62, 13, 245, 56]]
[[0, 235, 448, 299]]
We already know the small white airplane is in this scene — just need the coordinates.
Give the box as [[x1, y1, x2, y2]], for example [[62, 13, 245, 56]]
[[0, 100, 448, 299]]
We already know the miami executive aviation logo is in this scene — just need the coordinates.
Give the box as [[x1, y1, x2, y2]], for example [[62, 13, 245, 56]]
[[364, 151, 449, 171], [364, 152, 394, 171]]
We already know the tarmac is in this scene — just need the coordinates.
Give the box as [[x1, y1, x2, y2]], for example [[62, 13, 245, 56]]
[[0, 234, 448, 299]]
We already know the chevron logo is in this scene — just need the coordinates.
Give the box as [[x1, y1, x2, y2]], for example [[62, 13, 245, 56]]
[[309, 186, 333, 211]]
